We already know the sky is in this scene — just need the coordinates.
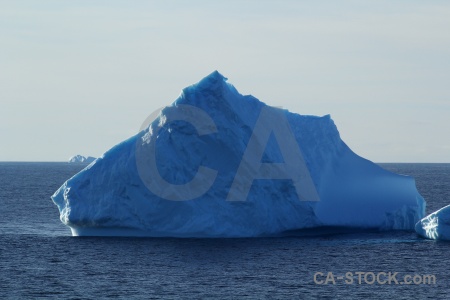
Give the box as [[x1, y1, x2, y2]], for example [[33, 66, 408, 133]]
[[1, 1, 449, 162]]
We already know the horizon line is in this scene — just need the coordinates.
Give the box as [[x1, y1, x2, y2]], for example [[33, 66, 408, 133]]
[[0, 160, 449, 164]]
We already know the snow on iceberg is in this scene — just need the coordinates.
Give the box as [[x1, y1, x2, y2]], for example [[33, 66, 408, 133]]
[[68, 155, 96, 164], [415, 205, 450, 240], [52, 71, 425, 237]]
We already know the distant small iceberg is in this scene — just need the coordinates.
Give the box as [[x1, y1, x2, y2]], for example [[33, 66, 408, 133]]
[[416, 205, 450, 241], [68, 155, 96, 164]]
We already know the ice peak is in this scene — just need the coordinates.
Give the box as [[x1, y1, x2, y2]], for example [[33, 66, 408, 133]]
[[191, 70, 229, 95], [198, 70, 227, 86], [174, 71, 234, 108]]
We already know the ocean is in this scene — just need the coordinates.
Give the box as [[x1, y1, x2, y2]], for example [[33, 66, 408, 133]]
[[0, 162, 449, 299]]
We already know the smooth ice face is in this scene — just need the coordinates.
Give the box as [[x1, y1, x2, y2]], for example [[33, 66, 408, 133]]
[[52, 71, 426, 237], [415, 205, 450, 240]]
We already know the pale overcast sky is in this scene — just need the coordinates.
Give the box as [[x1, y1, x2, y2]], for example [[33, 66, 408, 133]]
[[1, 1, 449, 162]]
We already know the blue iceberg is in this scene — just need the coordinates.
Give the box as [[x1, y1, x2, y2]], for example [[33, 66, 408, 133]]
[[415, 205, 450, 240], [52, 71, 425, 237]]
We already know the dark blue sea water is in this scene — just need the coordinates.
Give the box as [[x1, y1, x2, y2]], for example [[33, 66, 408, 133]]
[[0, 162, 449, 299]]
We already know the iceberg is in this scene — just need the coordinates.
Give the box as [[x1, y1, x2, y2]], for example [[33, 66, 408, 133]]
[[415, 205, 450, 240], [52, 71, 425, 237], [68, 155, 96, 164]]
